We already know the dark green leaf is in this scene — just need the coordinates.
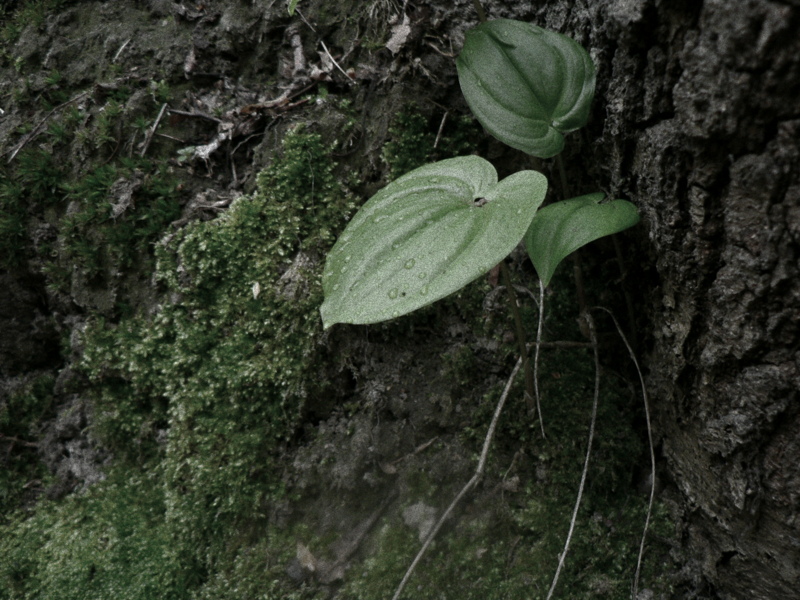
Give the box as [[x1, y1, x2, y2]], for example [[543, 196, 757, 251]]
[[321, 156, 547, 327], [457, 19, 596, 158], [524, 193, 639, 287]]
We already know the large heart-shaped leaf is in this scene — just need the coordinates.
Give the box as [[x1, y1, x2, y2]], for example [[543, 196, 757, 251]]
[[456, 19, 596, 158], [321, 156, 547, 328], [524, 193, 639, 287]]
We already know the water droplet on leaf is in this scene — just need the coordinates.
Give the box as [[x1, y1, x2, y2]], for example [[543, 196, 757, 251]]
[[388, 288, 399, 299], [404, 258, 415, 269]]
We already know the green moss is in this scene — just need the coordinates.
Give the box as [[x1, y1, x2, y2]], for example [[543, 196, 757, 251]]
[[0, 374, 55, 516], [0, 467, 182, 600], [52, 159, 182, 283], [14, 148, 66, 205], [0, 174, 28, 268], [0, 0, 70, 56], [382, 109, 482, 179], [68, 128, 354, 592]]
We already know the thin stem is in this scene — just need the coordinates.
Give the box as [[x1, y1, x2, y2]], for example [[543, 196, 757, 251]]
[[555, 153, 588, 315], [533, 278, 546, 438], [500, 262, 534, 416], [593, 306, 655, 598], [612, 234, 638, 351], [391, 357, 523, 600], [546, 311, 600, 600], [471, 0, 487, 22]]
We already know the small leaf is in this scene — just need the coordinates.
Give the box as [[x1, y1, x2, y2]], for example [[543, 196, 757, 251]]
[[456, 19, 596, 158], [524, 193, 639, 287], [321, 156, 547, 327], [288, 0, 300, 15]]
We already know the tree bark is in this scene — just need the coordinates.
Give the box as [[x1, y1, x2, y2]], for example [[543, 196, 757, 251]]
[[556, 0, 800, 597]]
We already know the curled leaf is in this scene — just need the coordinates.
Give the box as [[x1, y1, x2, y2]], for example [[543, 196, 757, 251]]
[[457, 19, 596, 158], [524, 193, 639, 287], [321, 156, 547, 327]]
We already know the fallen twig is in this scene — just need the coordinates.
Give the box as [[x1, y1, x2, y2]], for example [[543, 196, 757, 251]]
[[320, 39, 356, 84], [168, 108, 222, 123], [139, 102, 168, 157], [433, 110, 448, 149], [0, 433, 39, 448], [391, 356, 523, 600], [6, 90, 90, 163]]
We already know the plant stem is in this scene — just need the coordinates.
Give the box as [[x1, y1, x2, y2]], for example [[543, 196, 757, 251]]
[[471, 0, 487, 22], [500, 261, 535, 416], [612, 234, 638, 351], [593, 306, 655, 598], [546, 311, 600, 600], [555, 153, 588, 315], [391, 356, 523, 600], [532, 278, 546, 438]]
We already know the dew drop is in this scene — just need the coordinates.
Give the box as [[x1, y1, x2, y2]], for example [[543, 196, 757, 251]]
[[332, 284, 340, 291], [418, 272, 427, 279], [404, 258, 415, 269], [391, 310, 400, 317], [340, 266, 348, 274], [388, 288, 399, 299], [344, 255, 351, 262], [420, 285, 429, 296], [516, 209, 522, 215]]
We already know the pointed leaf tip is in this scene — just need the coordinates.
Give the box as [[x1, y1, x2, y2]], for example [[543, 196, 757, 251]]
[[524, 193, 639, 287], [321, 156, 548, 326], [456, 19, 596, 158]]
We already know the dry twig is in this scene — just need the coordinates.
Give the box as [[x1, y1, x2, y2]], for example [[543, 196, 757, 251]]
[[139, 102, 168, 157], [391, 357, 524, 600]]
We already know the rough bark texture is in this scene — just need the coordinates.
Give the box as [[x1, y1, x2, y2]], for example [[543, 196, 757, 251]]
[[573, 0, 800, 597]]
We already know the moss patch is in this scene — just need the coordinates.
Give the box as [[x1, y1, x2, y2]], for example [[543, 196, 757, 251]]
[[0, 128, 354, 598]]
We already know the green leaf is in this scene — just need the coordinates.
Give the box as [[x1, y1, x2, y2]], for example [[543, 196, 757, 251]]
[[288, 0, 299, 15], [321, 156, 547, 327], [456, 19, 596, 158], [524, 193, 639, 287]]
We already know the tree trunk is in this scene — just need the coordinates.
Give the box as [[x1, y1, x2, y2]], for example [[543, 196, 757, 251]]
[[566, 0, 800, 597]]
